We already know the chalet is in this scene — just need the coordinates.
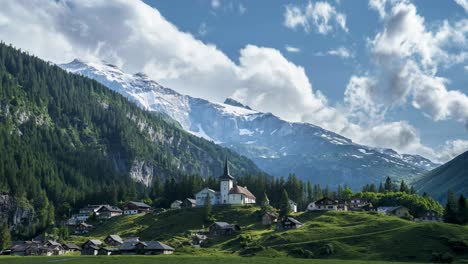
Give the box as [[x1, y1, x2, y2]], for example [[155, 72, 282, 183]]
[[9, 241, 65, 256], [309, 197, 348, 211], [123, 201, 152, 215], [361, 203, 377, 212], [104, 235, 124, 246], [74, 222, 94, 234], [208, 222, 241, 236], [191, 234, 208, 247], [63, 243, 81, 253], [79, 204, 104, 215], [377, 206, 410, 217], [81, 239, 103, 255], [96, 205, 122, 219], [66, 213, 89, 225], [289, 200, 298, 213], [262, 212, 279, 225], [348, 197, 370, 210], [416, 210, 442, 222], [120, 240, 174, 255], [170, 200, 182, 209], [32, 233, 55, 243], [278, 217, 304, 230], [195, 160, 256, 206], [182, 198, 196, 208]]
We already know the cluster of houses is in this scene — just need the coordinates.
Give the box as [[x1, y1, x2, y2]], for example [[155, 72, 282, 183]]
[[5, 234, 174, 256], [67, 201, 152, 234]]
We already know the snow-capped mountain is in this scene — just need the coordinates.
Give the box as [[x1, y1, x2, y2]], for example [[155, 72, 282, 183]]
[[60, 59, 439, 189]]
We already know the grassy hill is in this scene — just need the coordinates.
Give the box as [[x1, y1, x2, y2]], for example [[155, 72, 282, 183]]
[[71, 206, 468, 263], [413, 150, 468, 201]]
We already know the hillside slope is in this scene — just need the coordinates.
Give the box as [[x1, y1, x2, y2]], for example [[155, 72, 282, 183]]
[[76, 206, 468, 262], [60, 60, 438, 189], [0, 43, 265, 235], [413, 150, 468, 201]]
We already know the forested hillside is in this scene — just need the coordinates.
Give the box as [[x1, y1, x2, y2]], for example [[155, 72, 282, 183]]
[[413, 150, 468, 202], [0, 43, 265, 237]]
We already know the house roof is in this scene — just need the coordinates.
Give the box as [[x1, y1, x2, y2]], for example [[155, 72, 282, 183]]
[[106, 235, 123, 244], [120, 241, 139, 251], [315, 197, 344, 206], [98, 205, 122, 212], [185, 198, 196, 204], [128, 201, 151, 208], [228, 185, 256, 200], [85, 239, 103, 246], [172, 200, 183, 204], [219, 158, 234, 181], [63, 243, 81, 250], [78, 222, 93, 228], [264, 212, 278, 218], [289, 200, 297, 206], [46, 240, 61, 246], [285, 217, 303, 225], [144, 241, 174, 251]]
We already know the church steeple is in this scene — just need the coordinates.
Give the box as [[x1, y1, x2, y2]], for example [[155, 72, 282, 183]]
[[219, 158, 234, 180]]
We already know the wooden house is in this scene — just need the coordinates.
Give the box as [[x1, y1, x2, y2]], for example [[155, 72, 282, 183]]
[[262, 212, 279, 225], [98, 247, 119, 255], [377, 206, 410, 217], [348, 197, 370, 210], [123, 201, 152, 215], [74, 222, 94, 234], [96, 205, 122, 219], [81, 240, 103, 255], [182, 198, 196, 208], [104, 235, 124, 246], [208, 222, 241, 236], [278, 217, 304, 230], [63, 243, 81, 253], [310, 197, 348, 211], [120, 240, 174, 255], [416, 210, 442, 222], [170, 200, 182, 209]]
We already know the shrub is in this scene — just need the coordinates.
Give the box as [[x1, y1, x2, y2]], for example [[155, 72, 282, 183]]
[[319, 243, 334, 255], [289, 248, 314, 258]]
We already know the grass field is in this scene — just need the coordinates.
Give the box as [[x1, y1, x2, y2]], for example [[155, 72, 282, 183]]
[[0, 256, 430, 264], [26, 206, 468, 263]]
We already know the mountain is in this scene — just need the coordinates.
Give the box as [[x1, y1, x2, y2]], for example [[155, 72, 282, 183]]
[[413, 150, 468, 201], [60, 59, 439, 189], [0, 44, 265, 235]]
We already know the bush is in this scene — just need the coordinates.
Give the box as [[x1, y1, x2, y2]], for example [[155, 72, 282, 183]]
[[431, 252, 454, 263], [319, 243, 334, 255]]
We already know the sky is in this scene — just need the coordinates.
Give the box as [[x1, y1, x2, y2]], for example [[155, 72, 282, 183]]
[[0, 0, 467, 163]]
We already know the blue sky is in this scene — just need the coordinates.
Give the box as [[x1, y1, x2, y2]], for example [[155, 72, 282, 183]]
[[0, 0, 467, 162], [147, 0, 468, 157]]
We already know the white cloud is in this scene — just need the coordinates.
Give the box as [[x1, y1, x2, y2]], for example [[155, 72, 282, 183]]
[[283, 1, 348, 34], [0, 0, 465, 163], [285, 45, 301, 53], [326, 47, 353, 58], [198, 22, 208, 36], [369, 0, 387, 19], [239, 3, 247, 15], [211, 0, 220, 9], [437, 139, 468, 161], [454, 0, 468, 12]]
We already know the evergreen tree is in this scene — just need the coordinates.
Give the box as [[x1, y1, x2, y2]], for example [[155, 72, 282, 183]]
[[203, 194, 212, 222], [0, 222, 11, 250], [378, 182, 385, 193], [341, 186, 354, 200], [369, 184, 376, 193], [410, 186, 416, 194], [384, 177, 392, 192], [279, 189, 291, 217], [444, 190, 459, 224], [457, 194, 468, 225], [399, 180, 409, 193]]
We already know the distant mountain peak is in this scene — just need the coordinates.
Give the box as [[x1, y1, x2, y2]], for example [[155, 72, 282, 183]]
[[224, 98, 253, 110]]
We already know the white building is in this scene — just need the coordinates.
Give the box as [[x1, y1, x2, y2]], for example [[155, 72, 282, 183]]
[[289, 200, 298, 213], [195, 159, 256, 206]]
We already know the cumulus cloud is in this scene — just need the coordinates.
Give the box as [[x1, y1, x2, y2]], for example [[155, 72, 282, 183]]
[[285, 45, 301, 53], [211, 0, 220, 9], [455, 0, 468, 12], [365, 0, 468, 127], [0, 0, 465, 163], [283, 1, 348, 34]]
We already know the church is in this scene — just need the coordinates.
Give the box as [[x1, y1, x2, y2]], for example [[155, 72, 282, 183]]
[[195, 160, 256, 206]]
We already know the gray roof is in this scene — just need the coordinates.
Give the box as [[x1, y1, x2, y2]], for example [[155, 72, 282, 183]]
[[85, 239, 103, 246], [378, 206, 404, 213], [185, 198, 196, 204], [106, 235, 123, 244], [285, 217, 303, 225], [213, 222, 231, 228], [98, 205, 122, 212], [63, 243, 81, 250], [128, 201, 151, 208], [46, 240, 61, 246], [120, 240, 174, 251]]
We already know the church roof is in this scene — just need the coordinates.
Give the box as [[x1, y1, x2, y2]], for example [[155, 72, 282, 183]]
[[228, 185, 256, 200], [219, 158, 234, 180]]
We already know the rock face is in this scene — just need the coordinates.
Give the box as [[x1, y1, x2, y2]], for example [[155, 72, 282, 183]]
[[0, 194, 34, 234], [61, 60, 439, 190]]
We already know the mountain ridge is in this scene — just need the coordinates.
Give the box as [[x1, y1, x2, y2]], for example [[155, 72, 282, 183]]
[[60, 59, 439, 189]]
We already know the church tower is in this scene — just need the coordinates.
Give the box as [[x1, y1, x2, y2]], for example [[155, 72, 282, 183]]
[[219, 158, 234, 204]]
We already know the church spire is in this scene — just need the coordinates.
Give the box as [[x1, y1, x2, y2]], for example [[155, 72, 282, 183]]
[[219, 157, 234, 180]]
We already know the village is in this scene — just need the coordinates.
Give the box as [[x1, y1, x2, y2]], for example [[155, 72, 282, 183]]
[[2, 161, 444, 257]]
